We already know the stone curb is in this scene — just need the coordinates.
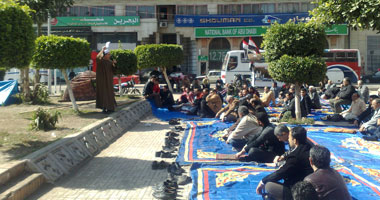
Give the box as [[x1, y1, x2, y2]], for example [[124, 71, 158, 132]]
[[23, 100, 152, 182]]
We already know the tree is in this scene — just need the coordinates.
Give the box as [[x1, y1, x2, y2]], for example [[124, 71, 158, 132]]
[[134, 44, 184, 93], [311, 0, 380, 32], [263, 22, 327, 120], [0, 0, 35, 99], [19, 0, 74, 83], [33, 35, 91, 111], [110, 49, 137, 96]]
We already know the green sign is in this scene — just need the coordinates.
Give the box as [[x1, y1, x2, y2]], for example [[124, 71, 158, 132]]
[[325, 25, 348, 35], [195, 24, 348, 38], [198, 55, 208, 61], [53, 16, 140, 26], [209, 49, 229, 61], [195, 26, 267, 38]]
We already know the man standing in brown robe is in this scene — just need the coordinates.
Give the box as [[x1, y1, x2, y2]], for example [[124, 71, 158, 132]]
[[96, 46, 116, 113]]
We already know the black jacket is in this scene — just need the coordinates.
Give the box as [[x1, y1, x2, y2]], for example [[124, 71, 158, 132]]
[[300, 94, 312, 116], [357, 105, 374, 124], [262, 143, 313, 186], [337, 85, 356, 100], [142, 81, 154, 96], [244, 124, 285, 156]]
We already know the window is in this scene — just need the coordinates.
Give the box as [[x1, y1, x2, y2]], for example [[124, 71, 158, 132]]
[[218, 5, 241, 15], [228, 56, 238, 71], [300, 2, 316, 12], [97, 33, 137, 44], [261, 4, 275, 13], [177, 5, 207, 15], [126, 6, 154, 18], [64, 6, 115, 16], [278, 3, 299, 13], [323, 52, 334, 62]]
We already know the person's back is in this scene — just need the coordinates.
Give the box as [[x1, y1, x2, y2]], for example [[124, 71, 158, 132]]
[[305, 168, 351, 200]]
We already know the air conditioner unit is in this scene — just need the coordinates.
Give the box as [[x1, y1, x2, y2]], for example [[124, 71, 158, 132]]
[[159, 22, 168, 28]]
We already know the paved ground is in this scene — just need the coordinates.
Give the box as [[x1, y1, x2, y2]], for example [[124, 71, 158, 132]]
[[28, 115, 192, 200]]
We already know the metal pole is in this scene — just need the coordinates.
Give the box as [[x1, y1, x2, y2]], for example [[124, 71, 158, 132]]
[[47, 12, 52, 94]]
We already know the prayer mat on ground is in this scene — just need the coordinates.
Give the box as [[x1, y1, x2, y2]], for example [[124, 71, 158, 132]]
[[189, 162, 380, 200]]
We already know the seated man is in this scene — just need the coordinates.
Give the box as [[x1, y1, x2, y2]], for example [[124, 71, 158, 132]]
[[224, 106, 262, 150], [323, 92, 366, 122], [309, 86, 321, 109], [256, 126, 313, 200], [160, 85, 175, 111], [362, 118, 380, 141], [329, 77, 356, 113], [357, 80, 369, 103], [354, 95, 379, 127], [300, 88, 312, 117], [200, 89, 222, 118], [143, 75, 161, 107], [359, 98, 380, 135], [261, 86, 276, 107], [291, 181, 318, 200], [304, 145, 352, 200], [273, 124, 314, 165], [215, 95, 239, 122], [236, 112, 285, 163]]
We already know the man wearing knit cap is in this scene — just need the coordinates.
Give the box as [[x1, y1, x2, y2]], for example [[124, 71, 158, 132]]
[[96, 45, 117, 113]]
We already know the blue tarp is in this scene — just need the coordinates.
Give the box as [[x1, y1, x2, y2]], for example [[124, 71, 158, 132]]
[[0, 80, 18, 105]]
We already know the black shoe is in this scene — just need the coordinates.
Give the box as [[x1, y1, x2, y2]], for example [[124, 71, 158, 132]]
[[156, 151, 163, 157], [152, 188, 177, 199], [158, 161, 169, 169], [177, 175, 192, 185], [362, 135, 379, 141], [169, 119, 180, 125], [152, 161, 159, 170], [175, 126, 185, 131], [166, 131, 179, 137], [165, 139, 180, 147], [161, 152, 175, 158], [165, 137, 179, 143], [153, 181, 178, 191], [168, 163, 185, 175], [162, 145, 177, 152]]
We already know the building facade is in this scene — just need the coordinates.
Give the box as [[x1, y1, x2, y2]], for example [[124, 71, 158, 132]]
[[45, 0, 379, 76]]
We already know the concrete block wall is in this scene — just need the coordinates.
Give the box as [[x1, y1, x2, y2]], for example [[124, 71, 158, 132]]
[[24, 100, 152, 182]]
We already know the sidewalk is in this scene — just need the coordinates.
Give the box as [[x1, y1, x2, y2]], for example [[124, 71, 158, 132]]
[[27, 115, 192, 200]]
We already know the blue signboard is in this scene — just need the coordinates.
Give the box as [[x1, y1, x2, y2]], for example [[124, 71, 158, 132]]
[[175, 13, 311, 27]]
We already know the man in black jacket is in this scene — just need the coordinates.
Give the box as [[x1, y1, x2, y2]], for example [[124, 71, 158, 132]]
[[256, 126, 313, 200], [236, 112, 285, 163], [300, 88, 312, 117], [329, 78, 356, 113], [160, 85, 175, 111]]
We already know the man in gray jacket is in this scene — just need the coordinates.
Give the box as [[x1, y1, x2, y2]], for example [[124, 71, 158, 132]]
[[359, 98, 380, 135], [357, 80, 369, 103]]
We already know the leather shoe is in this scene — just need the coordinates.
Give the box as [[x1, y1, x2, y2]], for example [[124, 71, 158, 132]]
[[152, 189, 176, 199], [362, 135, 379, 141], [152, 161, 159, 170], [166, 131, 179, 137], [161, 152, 175, 158]]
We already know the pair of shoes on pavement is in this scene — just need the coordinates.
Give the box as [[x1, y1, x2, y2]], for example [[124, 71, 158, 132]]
[[169, 118, 181, 125], [165, 138, 180, 147], [156, 151, 176, 158], [152, 180, 178, 199], [166, 131, 179, 137], [167, 162, 185, 176], [152, 161, 169, 170], [172, 126, 184, 131]]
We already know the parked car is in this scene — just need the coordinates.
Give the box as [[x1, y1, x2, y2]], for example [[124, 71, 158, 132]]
[[361, 71, 380, 83], [196, 70, 221, 84], [113, 75, 140, 85]]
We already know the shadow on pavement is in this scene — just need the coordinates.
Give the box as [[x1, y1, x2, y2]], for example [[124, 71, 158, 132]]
[[27, 156, 170, 199]]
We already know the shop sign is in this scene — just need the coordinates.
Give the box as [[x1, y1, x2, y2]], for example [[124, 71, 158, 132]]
[[209, 50, 229, 61], [195, 27, 267, 38], [176, 13, 311, 27], [53, 16, 140, 26], [198, 55, 209, 61], [325, 24, 348, 35], [195, 24, 347, 38]]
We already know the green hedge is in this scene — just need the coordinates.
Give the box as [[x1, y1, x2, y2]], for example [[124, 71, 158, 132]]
[[134, 44, 183, 70], [0, 1, 35, 69], [33, 35, 91, 69], [263, 22, 326, 63], [110, 49, 137, 76]]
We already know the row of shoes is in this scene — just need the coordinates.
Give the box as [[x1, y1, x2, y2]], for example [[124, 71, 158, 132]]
[[152, 163, 192, 199]]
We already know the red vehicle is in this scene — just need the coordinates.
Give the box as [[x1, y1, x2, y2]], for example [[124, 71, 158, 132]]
[[91, 51, 140, 85], [323, 49, 361, 83]]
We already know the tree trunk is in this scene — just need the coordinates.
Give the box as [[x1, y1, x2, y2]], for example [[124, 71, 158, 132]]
[[23, 68, 31, 101], [162, 67, 173, 93], [34, 23, 43, 84], [118, 75, 122, 96], [19, 69, 24, 93], [294, 83, 302, 120], [62, 69, 79, 111]]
